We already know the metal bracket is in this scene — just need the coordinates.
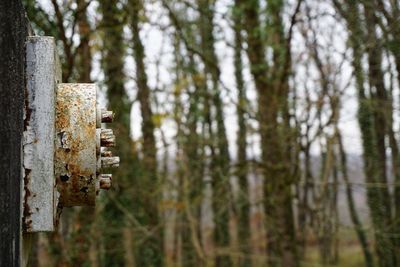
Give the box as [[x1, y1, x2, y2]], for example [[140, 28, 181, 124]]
[[23, 36, 119, 233]]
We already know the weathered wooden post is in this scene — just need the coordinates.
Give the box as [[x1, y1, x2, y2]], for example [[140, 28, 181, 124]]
[[0, 2, 119, 266], [0, 1, 29, 266]]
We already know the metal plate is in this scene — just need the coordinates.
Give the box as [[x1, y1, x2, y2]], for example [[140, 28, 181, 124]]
[[23, 36, 60, 232]]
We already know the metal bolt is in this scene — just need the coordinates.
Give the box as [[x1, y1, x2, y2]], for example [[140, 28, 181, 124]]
[[100, 128, 116, 147], [101, 149, 113, 157], [101, 110, 114, 123], [99, 174, 112, 190], [101, 156, 120, 168]]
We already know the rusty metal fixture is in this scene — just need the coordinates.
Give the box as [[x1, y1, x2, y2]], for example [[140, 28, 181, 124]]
[[100, 128, 116, 147], [55, 83, 98, 206], [55, 83, 120, 207], [23, 36, 120, 234], [101, 149, 113, 157], [99, 174, 112, 190], [101, 110, 114, 123], [101, 157, 120, 168], [96, 108, 114, 126]]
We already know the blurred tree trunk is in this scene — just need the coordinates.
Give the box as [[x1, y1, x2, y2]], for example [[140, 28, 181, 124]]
[[75, 0, 91, 83], [232, 1, 250, 266], [37, 234, 51, 266], [335, 1, 395, 266], [314, 137, 336, 265], [129, 0, 162, 265], [374, 0, 400, 88], [161, 3, 221, 264], [268, 0, 298, 262], [373, 1, 400, 260], [337, 130, 375, 267], [242, 0, 298, 266], [129, 0, 157, 176], [335, 1, 395, 267], [50, 0, 74, 82], [297, 117, 313, 260], [248, 169, 267, 267], [166, 4, 211, 261], [184, 48, 208, 267], [123, 226, 136, 267], [241, 0, 271, 265], [98, 0, 132, 265], [187, 28, 215, 267], [334, 3, 375, 266], [197, 1, 232, 266], [308, 25, 339, 265], [363, 3, 396, 266], [164, 33, 183, 267]]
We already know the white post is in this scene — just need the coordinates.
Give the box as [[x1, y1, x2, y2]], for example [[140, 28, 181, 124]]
[[23, 36, 61, 232]]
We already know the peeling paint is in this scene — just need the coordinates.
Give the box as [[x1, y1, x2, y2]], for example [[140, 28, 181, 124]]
[[23, 169, 32, 232]]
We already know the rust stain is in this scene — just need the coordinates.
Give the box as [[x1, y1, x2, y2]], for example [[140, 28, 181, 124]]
[[23, 168, 33, 232], [23, 80, 33, 231], [24, 84, 32, 131]]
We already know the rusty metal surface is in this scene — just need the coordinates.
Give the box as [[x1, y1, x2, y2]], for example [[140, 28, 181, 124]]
[[101, 156, 120, 168], [99, 174, 112, 190], [101, 110, 114, 123], [55, 83, 97, 206], [101, 149, 113, 157]]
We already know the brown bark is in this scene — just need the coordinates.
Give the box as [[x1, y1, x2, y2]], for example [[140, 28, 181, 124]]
[[130, 0, 157, 173], [241, 0, 298, 265], [373, 1, 400, 260], [75, 0, 91, 82], [123, 226, 136, 267], [50, 0, 74, 82], [363, 3, 395, 266]]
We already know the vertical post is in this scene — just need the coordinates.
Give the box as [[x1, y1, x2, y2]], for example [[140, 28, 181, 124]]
[[24, 37, 59, 233], [0, 1, 28, 266]]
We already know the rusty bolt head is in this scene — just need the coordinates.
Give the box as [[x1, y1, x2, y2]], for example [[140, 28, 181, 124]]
[[101, 149, 113, 157], [101, 156, 120, 168], [100, 128, 116, 147], [99, 174, 112, 190], [101, 110, 114, 123]]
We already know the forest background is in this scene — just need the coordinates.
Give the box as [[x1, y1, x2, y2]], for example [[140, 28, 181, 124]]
[[23, 0, 400, 267]]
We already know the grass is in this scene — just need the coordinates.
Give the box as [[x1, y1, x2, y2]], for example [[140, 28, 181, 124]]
[[303, 244, 365, 267], [301, 228, 371, 267]]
